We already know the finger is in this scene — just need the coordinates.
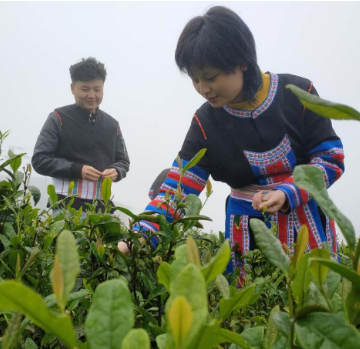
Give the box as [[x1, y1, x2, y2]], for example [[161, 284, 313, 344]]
[[263, 204, 281, 214], [259, 196, 277, 211], [91, 168, 103, 176], [87, 173, 100, 181], [252, 191, 262, 210]]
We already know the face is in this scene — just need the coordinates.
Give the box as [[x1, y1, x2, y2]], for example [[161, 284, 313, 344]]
[[71, 79, 104, 113], [190, 66, 246, 108]]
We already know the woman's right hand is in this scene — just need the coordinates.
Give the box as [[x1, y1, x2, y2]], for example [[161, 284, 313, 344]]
[[118, 241, 131, 256]]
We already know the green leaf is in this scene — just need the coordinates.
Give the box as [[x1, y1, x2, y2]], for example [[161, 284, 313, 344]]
[[264, 306, 280, 349], [286, 84, 360, 121], [121, 329, 150, 349], [113, 206, 138, 220], [28, 186, 41, 205], [2, 311, 22, 349], [294, 165, 356, 250], [156, 334, 167, 349], [167, 264, 208, 346], [219, 328, 252, 349], [295, 312, 360, 349], [157, 262, 171, 292], [0, 153, 25, 172], [50, 220, 65, 237], [51, 255, 64, 311], [168, 296, 193, 349], [45, 289, 91, 309], [14, 171, 24, 186], [345, 286, 360, 326], [309, 248, 330, 286], [68, 181, 74, 195], [186, 236, 201, 267], [101, 177, 112, 204], [220, 284, 256, 320], [52, 230, 80, 308], [311, 259, 360, 288], [272, 312, 291, 342], [325, 269, 341, 300], [0, 234, 11, 249], [293, 254, 312, 311], [250, 219, 290, 275], [241, 327, 264, 349], [25, 338, 38, 349], [9, 154, 22, 173], [85, 279, 134, 349], [170, 245, 189, 285], [304, 282, 328, 309], [185, 194, 202, 216], [47, 185, 58, 206], [0, 281, 76, 348], [201, 239, 231, 285], [215, 274, 230, 299], [185, 319, 221, 349], [292, 225, 309, 272], [182, 149, 207, 174]]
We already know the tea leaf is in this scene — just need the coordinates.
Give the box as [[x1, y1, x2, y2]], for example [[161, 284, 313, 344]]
[[28, 186, 41, 205], [185, 320, 221, 349], [157, 262, 171, 292], [264, 306, 280, 349], [186, 236, 201, 267], [182, 148, 207, 174], [50, 255, 64, 311], [293, 254, 312, 311], [219, 328, 252, 349], [122, 329, 150, 349], [185, 194, 202, 216], [215, 274, 230, 299], [272, 312, 291, 342], [292, 225, 309, 271], [25, 338, 38, 349], [47, 184, 58, 206], [309, 249, 330, 287], [241, 326, 265, 349], [101, 177, 112, 204]]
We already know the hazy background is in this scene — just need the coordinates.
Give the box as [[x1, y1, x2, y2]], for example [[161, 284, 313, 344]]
[[1, 1, 359, 238]]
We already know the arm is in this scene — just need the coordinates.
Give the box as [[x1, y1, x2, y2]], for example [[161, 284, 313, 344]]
[[274, 83, 345, 212], [132, 115, 210, 248], [107, 125, 130, 182], [31, 112, 84, 179]]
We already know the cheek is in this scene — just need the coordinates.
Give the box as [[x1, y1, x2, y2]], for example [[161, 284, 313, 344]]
[[192, 82, 200, 94]]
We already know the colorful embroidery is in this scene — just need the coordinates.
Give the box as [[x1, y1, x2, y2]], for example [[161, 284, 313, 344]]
[[53, 178, 103, 200], [243, 134, 296, 185], [223, 72, 279, 119]]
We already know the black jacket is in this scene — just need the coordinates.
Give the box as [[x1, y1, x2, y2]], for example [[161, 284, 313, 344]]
[[32, 104, 130, 209]]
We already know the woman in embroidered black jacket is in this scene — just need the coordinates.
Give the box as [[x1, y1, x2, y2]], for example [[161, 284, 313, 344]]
[[120, 6, 344, 274]]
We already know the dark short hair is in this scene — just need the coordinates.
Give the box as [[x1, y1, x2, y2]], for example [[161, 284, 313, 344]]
[[69, 57, 107, 82], [175, 6, 262, 103]]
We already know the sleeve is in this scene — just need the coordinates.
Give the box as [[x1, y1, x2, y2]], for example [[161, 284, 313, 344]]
[[109, 124, 130, 182], [275, 83, 345, 212], [31, 112, 84, 179], [149, 168, 171, 200], [133, 114, 210, 248]]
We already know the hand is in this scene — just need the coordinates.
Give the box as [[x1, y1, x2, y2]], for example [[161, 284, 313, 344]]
[[102, 168, 118, 181], [118, 241, 131, 256], [117, 237, 147, 256], [252, 190, 288, 214], [81, 165, 102, 181]]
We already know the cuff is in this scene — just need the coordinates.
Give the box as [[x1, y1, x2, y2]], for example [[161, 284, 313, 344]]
[[71, 163, 84, 178], [133, 223, 159, 249], [274, 183, 301, 213]]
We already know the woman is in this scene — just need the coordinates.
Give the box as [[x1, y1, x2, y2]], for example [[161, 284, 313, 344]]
[[121, 6, 344, 273]]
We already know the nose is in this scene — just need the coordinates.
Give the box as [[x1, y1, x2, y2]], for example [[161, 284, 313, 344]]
[[87, 90, 96, 99], [199, 81, 211, 96]]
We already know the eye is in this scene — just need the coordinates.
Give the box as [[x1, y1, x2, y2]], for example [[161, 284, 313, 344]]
[[207, 75, 218, 82], [192, 78, 199, 84]]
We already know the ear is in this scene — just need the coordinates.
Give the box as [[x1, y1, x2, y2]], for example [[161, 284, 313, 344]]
[[70, 83, 75, 94], [241, 65, 248, 72]]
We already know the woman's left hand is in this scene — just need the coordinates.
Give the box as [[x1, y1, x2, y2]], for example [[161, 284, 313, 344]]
[[252, 190, 288, 214]]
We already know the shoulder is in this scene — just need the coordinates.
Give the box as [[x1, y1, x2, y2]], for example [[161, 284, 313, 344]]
[[54, 104, 76, 114], [99, 109, 119, 126], [195, 101, 214, 118], [277, 73, 313, 90]]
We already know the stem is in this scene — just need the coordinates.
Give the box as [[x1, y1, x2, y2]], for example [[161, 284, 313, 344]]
[[287, 276, 295, 349], [353, 238, 360, 271], [157, 295, 162, 327], [320, 286, 333, 312]]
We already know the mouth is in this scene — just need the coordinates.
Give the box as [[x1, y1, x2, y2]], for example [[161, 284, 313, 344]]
[[206, 96, 218, 103]]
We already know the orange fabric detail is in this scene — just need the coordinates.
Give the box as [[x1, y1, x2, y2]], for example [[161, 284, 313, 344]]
[[193, 114, 207, 140], [54, 110, 62, 125]]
